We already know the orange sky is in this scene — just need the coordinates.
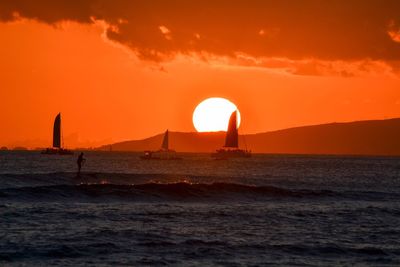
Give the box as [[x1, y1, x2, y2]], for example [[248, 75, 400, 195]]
[[1, 1, 400, 148]]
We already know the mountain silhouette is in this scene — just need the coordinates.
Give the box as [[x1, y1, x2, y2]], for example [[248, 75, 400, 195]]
[[99, 118, 400, 156]]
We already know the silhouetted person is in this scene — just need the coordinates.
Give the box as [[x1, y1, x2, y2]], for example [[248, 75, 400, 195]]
[[77, 152, 86, 174]]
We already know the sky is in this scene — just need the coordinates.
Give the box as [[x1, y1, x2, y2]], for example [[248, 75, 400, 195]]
[[1, 0, 400, 148]]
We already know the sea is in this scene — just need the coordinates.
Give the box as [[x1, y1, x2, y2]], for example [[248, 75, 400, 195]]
[[0, 151, 399, 266]]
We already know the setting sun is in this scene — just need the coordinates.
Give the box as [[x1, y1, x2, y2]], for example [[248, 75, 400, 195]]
[[192, 97, 241, 132]]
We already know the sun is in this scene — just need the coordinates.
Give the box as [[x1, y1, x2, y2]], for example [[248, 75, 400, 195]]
[[193, 97, 241, 132]]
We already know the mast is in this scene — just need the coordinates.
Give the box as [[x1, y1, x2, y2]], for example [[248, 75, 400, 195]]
[[224, 111, 239, 148], [53, 113, 61, 148], [161, 129, 169, 150]]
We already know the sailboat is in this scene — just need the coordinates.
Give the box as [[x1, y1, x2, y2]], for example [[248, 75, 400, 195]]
[[140, 130, 182, 160], [41, 113, 73, 155], [212, 110, 251, 159]]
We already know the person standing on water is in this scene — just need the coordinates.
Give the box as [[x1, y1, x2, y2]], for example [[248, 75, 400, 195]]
[[77, 152, 86, 174]]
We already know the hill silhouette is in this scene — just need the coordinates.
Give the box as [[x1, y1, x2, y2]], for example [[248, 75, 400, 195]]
[[99, 118, 400, 156]]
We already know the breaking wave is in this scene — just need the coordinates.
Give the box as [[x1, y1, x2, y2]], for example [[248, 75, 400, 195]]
[[0, 172, 397, 202]]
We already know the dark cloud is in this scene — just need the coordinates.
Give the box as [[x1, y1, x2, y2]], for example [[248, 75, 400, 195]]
[[1, 0, 400, 62]]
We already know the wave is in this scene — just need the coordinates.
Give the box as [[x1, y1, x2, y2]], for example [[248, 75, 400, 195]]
[[0, 182, 335, 202], [1, 238, 396, 263], [0, 172, 398, 202]]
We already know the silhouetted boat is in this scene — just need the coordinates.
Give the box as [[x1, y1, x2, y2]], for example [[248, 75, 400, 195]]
[[41, 113, 73, 155], [212, 111, 251, 159], [140, 130, 182, 160]]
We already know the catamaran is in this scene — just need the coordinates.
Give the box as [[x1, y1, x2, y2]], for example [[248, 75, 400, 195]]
[[212, 110, 251, 159], [41, 113, 73, 155], [140, 129, 182, 160]]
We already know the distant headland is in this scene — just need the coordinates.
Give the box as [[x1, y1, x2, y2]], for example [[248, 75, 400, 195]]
[[98, 118, 400, 156]]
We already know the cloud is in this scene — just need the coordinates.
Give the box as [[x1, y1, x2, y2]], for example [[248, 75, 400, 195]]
[[389, 31, 400, 43], [159, 25, 172, 40], [209, 52, 396, 77], [1, 0, 400, 75], [388, 20, 400, 43]]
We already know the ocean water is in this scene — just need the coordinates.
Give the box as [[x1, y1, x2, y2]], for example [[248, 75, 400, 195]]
[[1, 151, 399, 266]]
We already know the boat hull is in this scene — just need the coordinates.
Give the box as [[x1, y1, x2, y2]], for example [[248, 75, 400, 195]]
[[212, 148, 251, 159], [41, 148, 74, 155], [140, 150, 182, 160], [140, 156, 182, 160]]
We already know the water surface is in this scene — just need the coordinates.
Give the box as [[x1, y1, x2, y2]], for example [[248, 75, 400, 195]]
[[1, 151, 399, 266]]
